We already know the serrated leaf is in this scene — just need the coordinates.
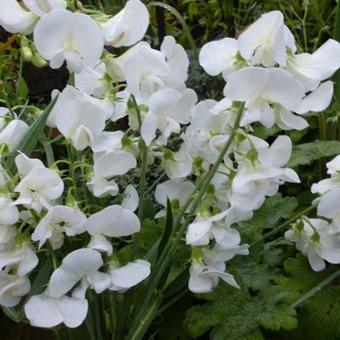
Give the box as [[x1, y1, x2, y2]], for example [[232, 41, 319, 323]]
[[276, 255, 340, 339], [184, 282, 297, 339], [288, 141, 340, 168]]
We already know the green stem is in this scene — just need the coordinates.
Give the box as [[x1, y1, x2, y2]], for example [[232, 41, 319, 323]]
[[249, 205, 315, 248], [127, 103, 245, 339], [131, 95, 148, 220], [291, 268, 340, 309], [129, 296, 162, 340]]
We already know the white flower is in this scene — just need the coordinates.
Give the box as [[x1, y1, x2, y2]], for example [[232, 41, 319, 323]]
[[231, 136, 299, 211], [87, 151, 136, 197], [48, 248, 104, 298], [0, 244, 38, 276], [113, 38, 189, 101], [101, 0, 149, 47], [0, 0, 37, 34], [108, 260, 151, 291], [199, 38, 239, 77], [141, 88, 197, 145], [224, 67, 305, 128], [288, 39, 340, 91], [238, 11, 289, 67], [186, 210, 229, 246], [34, 9, 104, 73], [285, 218, 340, 271], [0, 196, 19, 225], [317, 188, 340, 235], [14, 155, 64, 212], [32, 206, 86, 249], [0, 120, 29, 151], [75, 62, 109, 98], [121, 185, 139, 212], [23, 0, 67, 17], [85, 205, 140, 238], [155, 179, 195, 217], [0, 271, 31, 307], [188, 260, 239, 293], [24, 293, 88, 328], [49, 86, 108, 150]]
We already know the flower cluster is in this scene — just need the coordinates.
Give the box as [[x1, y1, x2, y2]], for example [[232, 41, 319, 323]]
[[285, 155, 340, 271], [0, 0, 340, 330]]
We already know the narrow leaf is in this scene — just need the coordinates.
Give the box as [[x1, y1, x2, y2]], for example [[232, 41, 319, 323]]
[[5, 95, 58, 171], [157, 199, 173, 259]]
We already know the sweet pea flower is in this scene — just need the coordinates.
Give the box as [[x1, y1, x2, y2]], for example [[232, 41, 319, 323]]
[[231, 136, 299, 212], [317, 188, 340, 235], [87, 151, 136, 197], [188, 260, 239, 293], [112, 37, 189, 102], [48, 86, 108, 150], [0, 196, 19, 226], [311, 155, 340, 195], [85, 205, 140, 255], [238, 11, 289, 67], [0, 0, 66, 34], [25, 293, 88, 328], [199, 38, 239, 77], [34, 9, 104, 73], [224, 67, 305, 128], [75, 62, 110, 98], [14, 154, 64, 212], [155, 179, 195, 217], [108, 260, 151, 292], [101, 0, 149, 47], [121, 185, 139, 212], [0, 271, 31, 307], [285, 218, 340, 271], [0, 244, 38, 277], [0, 120, 29, 151], [48, 248, 104, 299], [186, 210, 230, 246], [287, 39, 340, 91], [141, 88, 197, 145], [32, 206, 87, 249]]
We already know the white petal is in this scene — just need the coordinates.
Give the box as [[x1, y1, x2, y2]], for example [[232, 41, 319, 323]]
[[186, 220, 211, 246], [102, 0, 149, 47], [85, 205, 141, 237], [292, 39, 340, 81], [317, 189, 340, 219], [109, 260, 150, 290], [122, 185, 139, 212], [224, 67, 304, 111], [295, 81, 334, 114], [94, 151, 136, 178], [199, 38, 238, 76], [25, 294, 88, 328], [0, 0, 37, 34], [48, 249, 103, 298]]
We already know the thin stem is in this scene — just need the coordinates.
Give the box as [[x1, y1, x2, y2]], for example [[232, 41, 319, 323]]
[[249, 205, 315, 248], [131, 95, 148, 220], [291, 268, 340, 309]]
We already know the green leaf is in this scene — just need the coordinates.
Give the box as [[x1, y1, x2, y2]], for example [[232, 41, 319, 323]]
[[288, 141, 340, 168], [158, 199, 173, 258], [238, 194, 298, 243], [184, 282, 297, 339], [16, 74, 28, 100], [5, 96, 58, 171], [275, 255, 340, 340]]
